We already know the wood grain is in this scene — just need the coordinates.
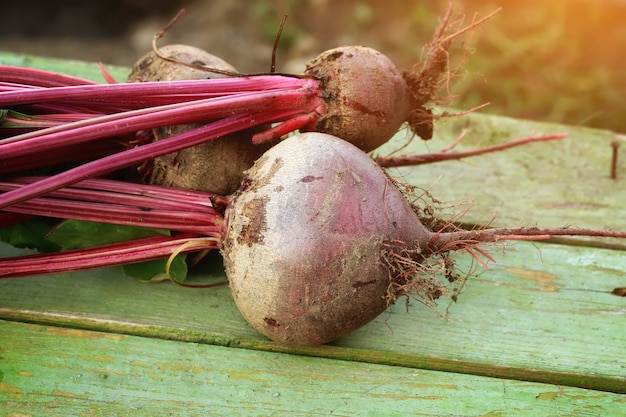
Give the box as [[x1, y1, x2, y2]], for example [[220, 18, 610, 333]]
[[1, 241, 624, 393], [2, 320, 625, 417]]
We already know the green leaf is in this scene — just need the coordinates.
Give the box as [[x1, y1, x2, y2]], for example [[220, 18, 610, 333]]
[[0, 218, 61, 252], [0, 109, 39, 128], [45, 220, 187, 281], [122, 255, 188, 282], [47, 220, 169, 250]]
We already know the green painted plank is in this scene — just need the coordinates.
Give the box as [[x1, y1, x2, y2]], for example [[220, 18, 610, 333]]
[[1, 241, 624, 393], [0, 51, 129, 82], [1, 320, 624, 417]]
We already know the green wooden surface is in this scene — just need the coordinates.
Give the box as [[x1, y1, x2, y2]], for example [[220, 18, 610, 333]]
[[1, 241, 625, 395], [380, 113, 626, 247], [2, 320, 625, 417], [0, 51, 129, 83], [1, 51, 625, 414]]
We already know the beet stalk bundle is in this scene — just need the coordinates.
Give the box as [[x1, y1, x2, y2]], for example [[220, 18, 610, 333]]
[[0, 41, 415, 206], [0, 7, 501, 209], [0, 176, 223, 277]]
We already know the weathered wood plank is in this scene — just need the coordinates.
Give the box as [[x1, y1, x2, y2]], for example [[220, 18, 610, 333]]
[[0, 51, 129, 82], [1, 241, 624, 393], [2, 320, 624, 417]]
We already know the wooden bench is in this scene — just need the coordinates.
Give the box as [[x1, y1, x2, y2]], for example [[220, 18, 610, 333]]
[[1, 52, 624, 416]]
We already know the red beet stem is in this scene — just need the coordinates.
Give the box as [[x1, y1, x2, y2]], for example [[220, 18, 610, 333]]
[[0, 177, 225, 278], [3, 197, 221, 234], [3, 176, 217, 210], [69, 177, 219, 207], [0, 107, 310, 209], [0, 177, 222, 234], [0, 140, 129, 175], [0, 75, 311, 107], [0, 234, 220, 278], [0, 81, 320, 156], [8, 102, 113, 118], [1, 110, 98, 130]]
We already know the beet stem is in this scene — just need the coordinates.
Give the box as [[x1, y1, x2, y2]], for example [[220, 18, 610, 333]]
[[3, 197, 220, 234], [0, 177, 222, 234], [0, 140, 128, 175], [252, 109, 325, 144], [0, 234, 220, 278], [0, 107, 310, 209], [2, 177, 217, 211], [0, 176, 226, 278], [0, 76, 311, 107], [0, 85, 320, 154], [0, 65, 98, 87]]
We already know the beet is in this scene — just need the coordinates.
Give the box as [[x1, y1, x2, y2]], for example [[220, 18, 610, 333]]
[[0, 8, 495, 206], [222, 132, 434, 345], [128, 44, 268, 195], [302, 46, 412, 153], [0, 44, 434, 206]]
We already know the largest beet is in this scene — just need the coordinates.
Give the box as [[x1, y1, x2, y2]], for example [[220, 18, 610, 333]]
[[222, 132, 433, 346]]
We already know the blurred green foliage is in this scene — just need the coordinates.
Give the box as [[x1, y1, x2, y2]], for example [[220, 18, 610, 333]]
[[453, 0, 625, 133]]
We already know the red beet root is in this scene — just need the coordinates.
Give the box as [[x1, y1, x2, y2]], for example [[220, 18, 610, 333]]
[[222, 132, 435, 345], [0, 5, 491, 206], [222, 132, 626, 346], [128, 44, 268, 195], [0, 42, 444, 206], [301, 46, 412, 152]]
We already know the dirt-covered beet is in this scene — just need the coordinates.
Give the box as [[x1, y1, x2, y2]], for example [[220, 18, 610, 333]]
[[302, 46, 412, 153], [128, 44, 268, 195], [222, 132, 433, 346]]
